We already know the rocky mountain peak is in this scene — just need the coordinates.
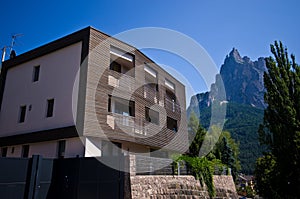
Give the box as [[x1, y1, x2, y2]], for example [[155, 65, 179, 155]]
[[220, 49, 266, 108], [227, 48, 244, 64], [187, 48, 267, 117]]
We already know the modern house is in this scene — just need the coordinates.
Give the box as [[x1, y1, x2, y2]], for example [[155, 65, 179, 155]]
[[0, 27, 188, 159]]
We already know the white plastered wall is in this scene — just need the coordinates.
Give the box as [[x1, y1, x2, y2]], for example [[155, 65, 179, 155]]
[[0, 42, 82, 137]]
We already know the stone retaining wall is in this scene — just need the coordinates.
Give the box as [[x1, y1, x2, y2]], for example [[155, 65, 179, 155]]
[[130, 175, 239, 199], [130, 175, 210, 199], [127, 155, 238, 199], [213, 175, 238, 198]]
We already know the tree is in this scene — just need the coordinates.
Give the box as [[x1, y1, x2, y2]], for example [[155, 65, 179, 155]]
[[255, 154, 278, 198], [188, 112, 207, 157], [185, 115, 240, 197], [176, 155, 219, 198], [257, 41, 300, 198], [212, 131, 241, 180]]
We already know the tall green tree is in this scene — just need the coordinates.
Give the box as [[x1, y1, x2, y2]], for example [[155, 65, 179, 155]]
[[188, 112, 206, 157], [255, 154, 278, 198], [257, 41, 300, 198], [213, 130, 241, 180]]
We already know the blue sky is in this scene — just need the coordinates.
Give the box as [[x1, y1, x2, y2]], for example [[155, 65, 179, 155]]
[[1, 0, 299, 105]]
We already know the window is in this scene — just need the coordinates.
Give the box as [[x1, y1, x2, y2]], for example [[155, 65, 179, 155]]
[[144, 64, 158, 91], [167, 117, 178, 132], [165, 79, 175, 90], [58, 140, 66, 158], [19, 105, 26, 123], [46, 99, 54, 117], [145, 107, 159, 125], [166, 89, 176, 102], [108, 95, 135, 117], [109, 46, 135, 77], [33, 65, 40, 82], [110, 60, 121, 73], [22, 145, 29, 158], [1, 147, 7, 157]]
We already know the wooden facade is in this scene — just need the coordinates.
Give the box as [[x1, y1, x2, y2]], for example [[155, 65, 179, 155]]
[[0, 27, 188, 155]]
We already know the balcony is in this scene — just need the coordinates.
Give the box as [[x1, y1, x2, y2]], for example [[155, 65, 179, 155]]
[[111, 113, 136, 134], [144, 84, 159, 103], [108, 70, 135, 92], [107, 113, 162, 137], [110, 46, 134, 76], [164, 97, 181, 113]]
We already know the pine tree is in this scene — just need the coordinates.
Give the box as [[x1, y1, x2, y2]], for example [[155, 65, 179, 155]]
[[213, 131, 240, 180], [188, 112, 206, 157], [257, 41, 300, 198]]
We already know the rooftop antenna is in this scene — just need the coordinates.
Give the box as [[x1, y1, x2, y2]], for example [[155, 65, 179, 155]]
[[9, 33, 23, 57], [1, 33, 23, 68]]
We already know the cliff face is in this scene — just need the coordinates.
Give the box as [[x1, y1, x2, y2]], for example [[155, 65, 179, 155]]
[[187, 48, 266, 118], [187, 49, 267, 174], [220, 48, 266, 108]]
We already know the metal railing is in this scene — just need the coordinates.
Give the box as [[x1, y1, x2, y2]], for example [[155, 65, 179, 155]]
[[144, 85, 159, 101], [112, 114, 159, 136], [164, 97, 181, 113], [130, 154, 230, 176], [108, 70, 135, 92]]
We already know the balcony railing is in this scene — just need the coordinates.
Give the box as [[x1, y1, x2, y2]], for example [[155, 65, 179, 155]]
[[111, 113, 156, 136], [110, 113, 167, 138], [164, 97, 181, 113], [108, 70, 135, 92], [144, 85, 159, 103]]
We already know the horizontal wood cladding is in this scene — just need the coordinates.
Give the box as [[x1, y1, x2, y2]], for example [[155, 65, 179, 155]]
[[84, 28, 188, 152]]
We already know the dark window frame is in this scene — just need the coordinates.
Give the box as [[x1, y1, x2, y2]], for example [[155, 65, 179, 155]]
[[110, 60, 122, 73], [22, 145, 29, 158], [166, 89, 176, 102], [144, 66, 158, 92], [19, 105, 26, 123], [109, 46, 135, 77], [46, 99, 54, 118], [58, 140, 66, 158], [145, 107, 159, 125], [108, 95, 135, 117], [1, 147, 7, 157], [32, 65, 40, 82], [167, 116, 178, 132]]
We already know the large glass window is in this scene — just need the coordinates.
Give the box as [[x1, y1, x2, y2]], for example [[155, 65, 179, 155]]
[[108, 95, 135, 117], [167, 116, 178, 132], [145, 107, 159, 125]]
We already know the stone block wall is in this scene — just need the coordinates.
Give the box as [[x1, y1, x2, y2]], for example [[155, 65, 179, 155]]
[[127, 155, 238, 199], [213, 175, 238, 199], [129, 175, 239, 199], [130, 175, 210, 199]]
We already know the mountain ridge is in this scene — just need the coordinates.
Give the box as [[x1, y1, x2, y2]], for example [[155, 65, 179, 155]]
[[187, 48, 267, 174]]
